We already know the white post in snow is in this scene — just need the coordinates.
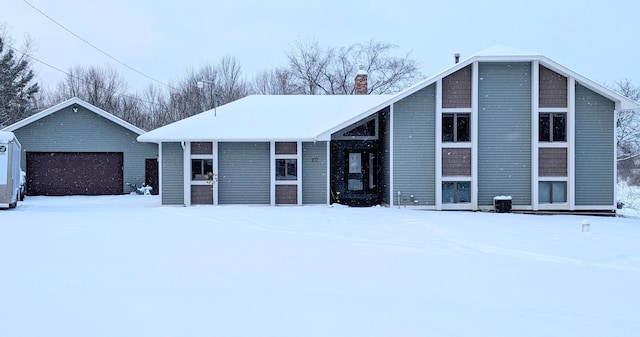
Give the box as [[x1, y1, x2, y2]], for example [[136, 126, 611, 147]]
[[581, 219, 590, 233]]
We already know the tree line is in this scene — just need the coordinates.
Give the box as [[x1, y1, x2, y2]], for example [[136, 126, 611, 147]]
[[1, 26, 420, 131]]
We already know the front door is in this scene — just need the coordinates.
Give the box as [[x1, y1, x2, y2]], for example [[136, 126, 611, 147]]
[[346, 151, 376, 195]]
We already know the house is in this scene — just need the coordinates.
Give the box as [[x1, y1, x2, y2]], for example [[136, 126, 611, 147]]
[[1, 97, 159, 196], [137, 45, 639, 212]]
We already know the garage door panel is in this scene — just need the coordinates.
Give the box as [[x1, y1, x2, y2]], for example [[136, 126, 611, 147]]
[[26, 152, 123, 196]]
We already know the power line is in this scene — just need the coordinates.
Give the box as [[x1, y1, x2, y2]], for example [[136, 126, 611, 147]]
[[22, 0, 173, 90], [6, 43, 169, 109]]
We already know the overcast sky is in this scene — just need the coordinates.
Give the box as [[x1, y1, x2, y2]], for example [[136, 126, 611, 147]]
[[4, 0, 640, 93]]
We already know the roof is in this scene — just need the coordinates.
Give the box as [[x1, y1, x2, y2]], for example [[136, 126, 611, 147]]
[[137, 95, 393, 143], [393, 44, 640, 111], [138, 45, 640, 143], [1, 97, 146, 135]]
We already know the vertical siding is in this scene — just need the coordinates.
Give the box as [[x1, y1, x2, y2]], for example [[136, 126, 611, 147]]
[[393, 84, 436, 206], [539, 148, 567, 176], [302, 141, 327, 204], [539, 65, 568, 108], [161, 142, 184, 205], [12, 105, 158, 193], [478, 62, 532, 206], [218, 142, 270, 204], [575, 84, 615, 206], [442, 65, 472, 108], [442, 148, 472, 176]]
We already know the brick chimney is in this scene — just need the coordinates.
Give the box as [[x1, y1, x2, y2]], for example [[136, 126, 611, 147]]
[[354, 65, 368, 95]]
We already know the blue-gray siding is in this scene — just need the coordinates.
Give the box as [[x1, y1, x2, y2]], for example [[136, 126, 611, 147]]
[[11, 105, 158, 193], [302, 141, 327, 204], [218, 142, 270, 204], [161, 142, 184, 205], [575, 84, 615, 206], [393, 84, 436, 206], [478, 62, 532, 206]]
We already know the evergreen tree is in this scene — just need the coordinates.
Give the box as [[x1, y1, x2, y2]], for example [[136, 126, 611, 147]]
[[0, 36, 39, 127]]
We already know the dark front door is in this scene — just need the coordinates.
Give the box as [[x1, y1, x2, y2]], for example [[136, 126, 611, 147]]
[[26, 152, 123, 196], [145, 158, 159, 195], [331, 140, 380, 206]]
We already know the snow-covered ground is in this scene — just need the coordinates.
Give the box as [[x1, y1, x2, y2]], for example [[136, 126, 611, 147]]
[[1, 194, 639, 337]]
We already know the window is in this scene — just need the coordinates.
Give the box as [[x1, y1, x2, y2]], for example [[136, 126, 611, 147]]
[[192, 159, 213, 180], [443, 113, 470, 142], [539, 181, 566, 203], [276, 159, 297, 181], [442, 181, 470, 203], [539, 113, 566, 142]]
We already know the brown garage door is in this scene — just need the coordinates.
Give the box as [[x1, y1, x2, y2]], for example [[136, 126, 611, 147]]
[[26, 152, 124, 196]]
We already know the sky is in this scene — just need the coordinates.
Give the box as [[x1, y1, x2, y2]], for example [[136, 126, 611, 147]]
[[3, 0, 640, 94]]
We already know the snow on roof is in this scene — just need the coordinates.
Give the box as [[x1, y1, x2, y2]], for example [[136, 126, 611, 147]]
[[137, 95, 393, 142], [471, 44, 542, 58], [0, 131, 16, 142]]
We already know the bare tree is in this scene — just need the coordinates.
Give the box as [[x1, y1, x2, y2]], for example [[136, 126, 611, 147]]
[[613, 79, 640, 184], [282, 38, 421, 95], [253, 67, 298, 95], [164, 56, 250, 121]]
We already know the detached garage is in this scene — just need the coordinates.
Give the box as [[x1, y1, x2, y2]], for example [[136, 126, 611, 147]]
[[2, 98, 158, 196]]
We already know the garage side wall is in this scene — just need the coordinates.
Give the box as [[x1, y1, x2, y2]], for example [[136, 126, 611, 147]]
[[12, 105, 158, 194]]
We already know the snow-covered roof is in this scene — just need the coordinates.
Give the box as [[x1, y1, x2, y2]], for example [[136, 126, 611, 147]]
[[0, 131, 17, 142], [137, 95, 393, 143], [1, 97, 146, 135]]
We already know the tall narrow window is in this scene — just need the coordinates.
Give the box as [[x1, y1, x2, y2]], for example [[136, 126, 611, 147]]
[[442, 113, 470, 142], [539, 113, 566, 142]]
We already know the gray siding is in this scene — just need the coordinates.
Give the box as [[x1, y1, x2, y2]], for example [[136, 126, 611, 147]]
[[478, 62, 532, 206], [218, 142, 270, 204], [302, 141, 327, 204], [393, 84, 436, 206], [12, 105, 158, 193], [161, 142, 184, 205], [575, 84, 615, 206]]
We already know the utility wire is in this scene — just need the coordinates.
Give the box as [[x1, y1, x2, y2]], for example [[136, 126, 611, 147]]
[[23, 0, 173, 90], [6, 43, 169, 109]]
